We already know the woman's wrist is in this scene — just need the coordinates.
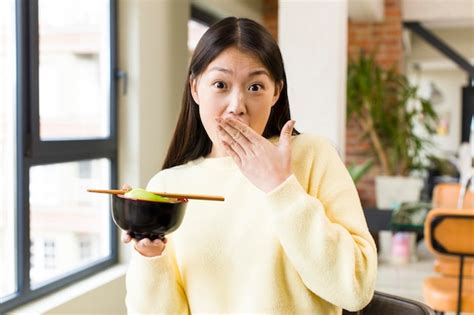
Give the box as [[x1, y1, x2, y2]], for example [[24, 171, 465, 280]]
[[261, 172, 293, 193], [134, 244, 165, 257]]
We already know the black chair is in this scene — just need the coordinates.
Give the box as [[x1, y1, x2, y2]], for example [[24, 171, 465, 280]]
[[343, 291, 435, 315]]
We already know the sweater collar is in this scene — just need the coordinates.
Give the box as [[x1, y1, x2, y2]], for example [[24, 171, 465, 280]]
[[192, 156, 239, 171]]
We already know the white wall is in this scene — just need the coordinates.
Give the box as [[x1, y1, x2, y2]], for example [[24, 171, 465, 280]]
[[405, 25, 474, 155], [279, 0, 348, 157], [43, 271, 126, 315], [406, 27, 474, 63], [118, 0, 189, 193], [117, 0, 190, 265], [408, 68, 470, 154], [402, 0, 474, 27]]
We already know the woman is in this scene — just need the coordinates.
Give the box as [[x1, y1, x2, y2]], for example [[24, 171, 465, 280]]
[[124, 17, 377, 314]]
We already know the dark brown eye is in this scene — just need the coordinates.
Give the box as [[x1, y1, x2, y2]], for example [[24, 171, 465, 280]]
[[214, 81, 225, 89], [249, 84, 262, 92]]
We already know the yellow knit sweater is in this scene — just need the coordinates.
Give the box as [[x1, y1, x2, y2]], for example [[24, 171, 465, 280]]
[[125, 133, 377, 314]]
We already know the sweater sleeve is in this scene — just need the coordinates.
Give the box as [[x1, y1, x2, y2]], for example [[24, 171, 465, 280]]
[[264, 138, 377, 312], [125, 171, 189, 314]]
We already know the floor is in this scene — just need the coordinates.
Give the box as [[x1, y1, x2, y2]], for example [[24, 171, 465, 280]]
[[375, 242, 472, 315], [376, 241, 436, 302]]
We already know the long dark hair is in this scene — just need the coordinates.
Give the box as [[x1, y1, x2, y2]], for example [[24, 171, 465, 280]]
[[162, 17, 299, 170]]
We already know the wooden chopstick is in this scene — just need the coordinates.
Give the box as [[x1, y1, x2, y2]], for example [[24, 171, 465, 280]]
[[87, 189, 225, 202], [87, 189, 126, 195]]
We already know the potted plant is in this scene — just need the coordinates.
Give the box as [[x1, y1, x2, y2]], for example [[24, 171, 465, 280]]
[[347, 52, 438, 209]]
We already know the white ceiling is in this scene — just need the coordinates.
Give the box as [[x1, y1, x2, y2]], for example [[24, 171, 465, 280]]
[[402, 0, 474, 28]]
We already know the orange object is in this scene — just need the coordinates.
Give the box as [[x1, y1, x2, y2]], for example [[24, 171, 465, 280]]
[[423, 277, 474, 312], [432, 183, 473, 209], [431, 183, 474, 278], [423, 208, 474, 314], [434, 256, 474, 277]]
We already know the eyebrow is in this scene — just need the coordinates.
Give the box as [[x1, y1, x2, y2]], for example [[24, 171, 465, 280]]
[[209, 66, 271, 78]]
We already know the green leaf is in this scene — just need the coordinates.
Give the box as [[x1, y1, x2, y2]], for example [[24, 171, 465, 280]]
[[348, 160, 374, 183]]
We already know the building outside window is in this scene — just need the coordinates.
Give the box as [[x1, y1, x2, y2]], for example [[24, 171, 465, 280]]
[[0, 1, 118, 312], [43, 240, 56, 270]]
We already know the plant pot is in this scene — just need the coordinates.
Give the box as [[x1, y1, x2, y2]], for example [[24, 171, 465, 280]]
[[375, 176, 424, 209]]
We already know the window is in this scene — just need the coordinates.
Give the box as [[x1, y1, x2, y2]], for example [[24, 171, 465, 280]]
[[79, 160, 93, 179], [43, 240, 56, 270], [38, 0, 111, 140], [77, 234, 94, 261], [30, 240, 35, 270], [0, 1, 118, 312], [29, 159, 111, 286]]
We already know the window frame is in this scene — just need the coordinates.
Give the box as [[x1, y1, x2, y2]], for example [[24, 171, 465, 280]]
[[0, 0, 118, 312]]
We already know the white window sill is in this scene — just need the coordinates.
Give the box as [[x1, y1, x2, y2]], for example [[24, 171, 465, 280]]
[[8, 264, 127, 315]]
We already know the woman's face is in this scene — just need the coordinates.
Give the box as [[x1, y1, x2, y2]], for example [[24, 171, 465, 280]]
[[190, 47, 282, 157]]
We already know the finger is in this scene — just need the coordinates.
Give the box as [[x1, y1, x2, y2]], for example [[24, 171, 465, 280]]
[[137, 238, 151, 248], [216, 117, 251, 147], [121, 184, 132, 191], [137, 237, 166, 246], [216, 124, 247, 157], [279, 120, 295, 149], [222, 141, 242, 166], [217, 118, 258, 157], [218, 117, 253, 141], [152, 239, 166, 250], [224, 117, 260, 143], [121, 231, 132, 243]]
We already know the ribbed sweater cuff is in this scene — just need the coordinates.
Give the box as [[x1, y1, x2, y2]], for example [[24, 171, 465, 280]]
[[265, 174, 308, 211]]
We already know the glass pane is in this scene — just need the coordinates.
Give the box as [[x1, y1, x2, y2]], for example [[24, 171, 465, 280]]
[[29, 159, 111, 286], [0, 0, 17, 301], [38, 0, 111, 140]]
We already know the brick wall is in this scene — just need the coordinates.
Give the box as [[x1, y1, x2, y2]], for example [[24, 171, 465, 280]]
[[262, 0, 404, 207], [348, 0, 403, 71]]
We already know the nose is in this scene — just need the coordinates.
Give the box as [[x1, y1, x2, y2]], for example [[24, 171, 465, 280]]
[[226, 90, 246, 116]]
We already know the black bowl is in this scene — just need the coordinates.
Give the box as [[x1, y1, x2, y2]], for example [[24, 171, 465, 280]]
[[111, 194, 188, 240]]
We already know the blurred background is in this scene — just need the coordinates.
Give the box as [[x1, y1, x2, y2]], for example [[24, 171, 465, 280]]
[[0, 0, 473, 314]]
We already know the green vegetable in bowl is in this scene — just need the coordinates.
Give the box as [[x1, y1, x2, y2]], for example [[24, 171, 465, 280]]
[[124, 188, 172, 203]]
